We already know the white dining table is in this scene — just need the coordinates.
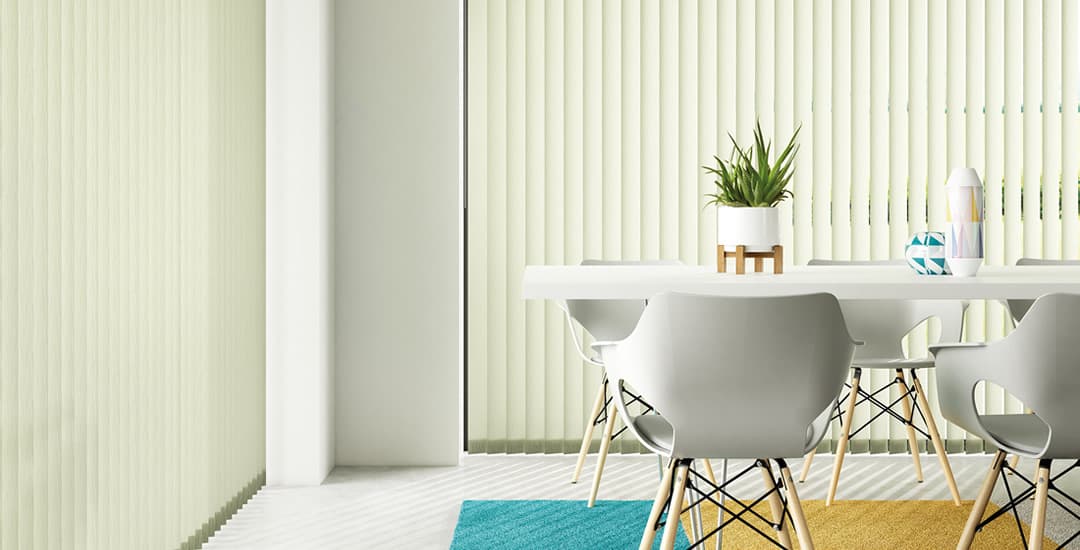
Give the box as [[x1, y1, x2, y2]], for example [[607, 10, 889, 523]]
[[522, 264, 1080, 301]]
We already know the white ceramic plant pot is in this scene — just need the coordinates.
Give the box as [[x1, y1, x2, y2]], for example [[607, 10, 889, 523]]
[[716, 206, 780, 252]]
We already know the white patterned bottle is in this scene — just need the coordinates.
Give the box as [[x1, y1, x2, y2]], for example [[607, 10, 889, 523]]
[[945, 168, 984, 277]]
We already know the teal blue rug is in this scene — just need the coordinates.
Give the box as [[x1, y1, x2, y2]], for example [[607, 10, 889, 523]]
[[449, 500, 689, 549]]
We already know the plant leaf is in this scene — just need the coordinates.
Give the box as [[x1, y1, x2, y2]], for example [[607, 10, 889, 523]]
[[702, 121, 801, 208]]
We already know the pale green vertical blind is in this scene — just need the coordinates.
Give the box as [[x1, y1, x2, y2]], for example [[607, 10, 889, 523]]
[[467, 0, 1080, 453], [0, 1, 265, 549]]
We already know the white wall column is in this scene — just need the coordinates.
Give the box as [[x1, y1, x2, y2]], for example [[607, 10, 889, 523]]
[[266, 0, 336, 486], [334, 0, 463, 466]]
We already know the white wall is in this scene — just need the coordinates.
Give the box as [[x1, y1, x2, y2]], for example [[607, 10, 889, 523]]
[[334, 0, 463, 466], [266, 0, 336, 485]]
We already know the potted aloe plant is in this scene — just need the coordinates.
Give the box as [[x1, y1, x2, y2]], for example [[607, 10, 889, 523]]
[[704, 121, 800, 252]]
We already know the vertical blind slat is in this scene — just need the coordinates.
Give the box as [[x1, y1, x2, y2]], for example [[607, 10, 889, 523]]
[[507, 0, 527, 448], [466, 0, 490, 450], [888, 0, 910, 441], [869, 1, 889, 260], [562, 0, 585, 444], [660, 0, 679, 260], [1004, 0, 1024, 264], [1043, 0, 1063, 259], [774, 0, 795, 266], [1023, 0, 1042, 257], [523, 0, 545, 449], [643, 0, 659, 261], [622, 0, 642, 261], [0, 0, 16, 544], [812, 0, 832, 260], [850, 0, 871, 261], [697, 0, 718, 265], [965, 0, 990, 433], [907, 0, 928, 239], [485, 0, 508, 449], [1063, 0, 1080, 260], [983, 0, 1008, 418], [944, 0, 969, 443], [541, 0, 564, 449], [678, 0, 699, 264], [792, 0, 813, 265], [831, 0, 851, 261]]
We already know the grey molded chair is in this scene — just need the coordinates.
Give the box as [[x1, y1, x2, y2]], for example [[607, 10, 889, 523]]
[[1005, 258, 1080, 323], [802, 259, 964, 506], [599, 292, 858, 550], [931, 293, 1080, 550], [560, 259, 681, 507]]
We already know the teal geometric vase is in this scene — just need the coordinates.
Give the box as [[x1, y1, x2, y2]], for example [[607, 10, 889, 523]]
[[905, 232, 951, 275]]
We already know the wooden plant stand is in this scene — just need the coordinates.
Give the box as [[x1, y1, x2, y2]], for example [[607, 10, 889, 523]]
[[717, 244, 784, 274]]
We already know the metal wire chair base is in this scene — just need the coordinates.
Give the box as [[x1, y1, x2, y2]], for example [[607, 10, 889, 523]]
[[593, 377, 655, 441], [835, 367, 932, 443], [976, 458, 1080, 548], [652, 458, 794, 550]]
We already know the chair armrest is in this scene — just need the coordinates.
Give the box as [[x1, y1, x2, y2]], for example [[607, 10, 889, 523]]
[[926, 341, 995, 443], [588, 341, 620, 364], [928, 342, 988, 355], [596, 335, 653, 442], [590, 340, 620, 351], [609, 378, 655, 455], [563, 310, 603, 366]]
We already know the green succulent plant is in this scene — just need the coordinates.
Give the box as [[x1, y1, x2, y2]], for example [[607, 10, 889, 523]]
[[704, 121, 801, 208]]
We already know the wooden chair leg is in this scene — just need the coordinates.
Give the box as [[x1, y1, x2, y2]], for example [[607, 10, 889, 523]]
[[588, 402, 619, 508], [572, 381, 608, 484], [691, 455, 717, 542], [702, 459, 718, 487], [759, 460, 793, 549], [1032, 463, 1041, 500], [1008, 454, 1020, 472], [798, 449, 816, 483], [779, 461, 815, 550], [702, 458, 720, 516], [1029, 459, 1052, 550], [660, 461, 691, 550], [640, 459, 677, 550], [911, 375, 962, 506], [958, 451, 1006, 550], [897, 369, 925, 482], [827, 368, 861, 506]]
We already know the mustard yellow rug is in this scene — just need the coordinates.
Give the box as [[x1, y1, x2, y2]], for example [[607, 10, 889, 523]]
[[680, 500, 1053, 549]]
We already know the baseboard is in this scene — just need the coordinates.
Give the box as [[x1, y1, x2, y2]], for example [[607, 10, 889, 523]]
[[467, 438, 992, 455], [814, 438, 989, 454]]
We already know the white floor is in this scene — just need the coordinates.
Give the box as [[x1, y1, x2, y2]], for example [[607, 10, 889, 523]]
[[203, 454, 1078, 549]]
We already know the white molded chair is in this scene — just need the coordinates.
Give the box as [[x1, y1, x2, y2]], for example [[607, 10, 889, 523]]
[[802, 259, 964, 506], [560, 259, 681, 507], [1005, 258, 1080, 323], [931, 293, 1080, 550], [599, 292, 858, 550]]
